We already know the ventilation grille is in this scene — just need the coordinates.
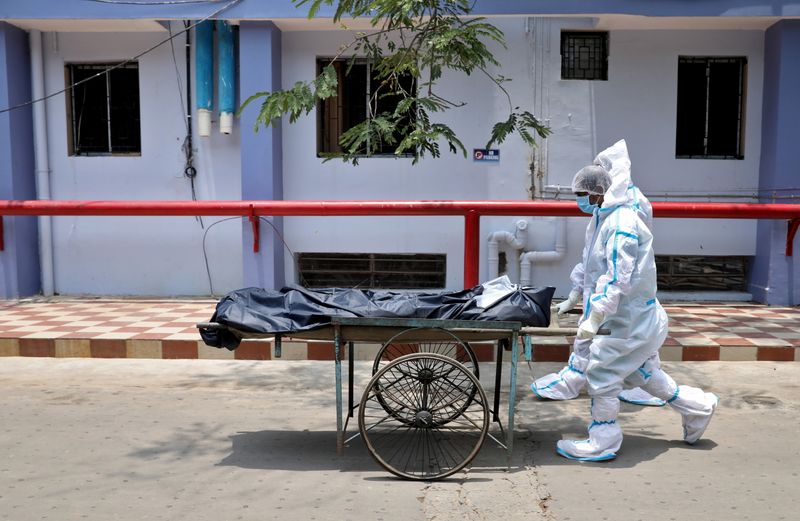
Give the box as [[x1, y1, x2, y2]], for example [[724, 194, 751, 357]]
[[656, 256, 748, 291], [297, 253, 446, 289]]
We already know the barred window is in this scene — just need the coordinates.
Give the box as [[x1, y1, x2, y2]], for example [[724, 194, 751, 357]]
[[66, 63, 141, 156], [316, 58, 416, 157], [676, 56, 747, 159], [297, 253, 446, 289], [561, 32, 608, 80]]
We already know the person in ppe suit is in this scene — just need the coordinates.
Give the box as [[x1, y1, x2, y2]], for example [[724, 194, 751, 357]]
[[554, 139, 718, 462], [532, 141, 664, 407]]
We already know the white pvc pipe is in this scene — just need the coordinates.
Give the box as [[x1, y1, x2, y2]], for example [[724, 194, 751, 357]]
[[219, 112, 233, 135], [487, 219, 528, 281], [29, 30, 54, 296], [519, 217, 567, 286], [197, 108, 212, 137]]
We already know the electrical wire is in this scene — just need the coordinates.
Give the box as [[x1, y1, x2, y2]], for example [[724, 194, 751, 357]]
[[201, 216, 305, 296], [168, 21, 204, 227], [167, 23, 188, 134], [201, 217, 239, 295], [0, 0, 244, 115]]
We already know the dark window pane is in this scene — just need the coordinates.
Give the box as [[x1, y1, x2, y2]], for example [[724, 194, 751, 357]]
[[109, 67, 141, 153], [675, 57, 746, 159], [72, 67, 110, 154], [342, 63, 368, 133], [67, 63, 140, 155], [316, 58, 415, 156], [675, 60, 708, 157], [707, 60, 743, 157]]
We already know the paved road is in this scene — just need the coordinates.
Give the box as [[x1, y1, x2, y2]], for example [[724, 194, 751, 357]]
[[0, 358, 798, 520]]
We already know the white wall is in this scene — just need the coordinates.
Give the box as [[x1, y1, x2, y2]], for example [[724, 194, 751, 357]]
[[36, 19, 766, 296], [281, 22, 541, 289], [505, 21, 764, 295], [42, 27, 243, 295], [280, 20, 764, 295]]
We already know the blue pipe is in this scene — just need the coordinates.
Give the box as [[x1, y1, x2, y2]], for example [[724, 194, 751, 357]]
[[216, 20, 235, 134], [195, 20, 214, 136]]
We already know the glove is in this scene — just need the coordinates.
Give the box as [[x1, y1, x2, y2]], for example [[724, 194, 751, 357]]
[[556, 289, 581, 316], [576, 310, 605, 340]]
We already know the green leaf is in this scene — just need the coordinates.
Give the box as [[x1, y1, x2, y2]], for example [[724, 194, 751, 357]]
[[243, 0, 552, 165]]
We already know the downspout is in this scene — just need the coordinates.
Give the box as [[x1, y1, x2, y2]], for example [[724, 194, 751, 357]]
[[216, 21, 235, 134], [487, 219, 528, 281], [29, 30, 54, 296], [195, 20, 214, 137], [519, 217, 566, 286]]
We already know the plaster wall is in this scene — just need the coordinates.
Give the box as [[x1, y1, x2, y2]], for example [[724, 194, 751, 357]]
[[280, 19, 765, 294], [0, 22, 40, 298], [40, 27, 242, 295]]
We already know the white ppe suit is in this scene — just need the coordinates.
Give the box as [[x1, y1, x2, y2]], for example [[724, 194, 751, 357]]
[[532, 141, 664, 407], [554, 140, 718, 462]]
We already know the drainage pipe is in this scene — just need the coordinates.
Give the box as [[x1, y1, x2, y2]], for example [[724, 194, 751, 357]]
[[519, 217, 566, 286], [487, 219, 528, 281], [216, 20, 235, 134], [29, 30, 54, 296], [195, 20, 214, 136]]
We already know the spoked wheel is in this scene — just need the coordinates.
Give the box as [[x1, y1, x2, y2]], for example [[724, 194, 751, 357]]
[[372, 328, 479, 378], [359, 353, 489, 480], [371, 328, 480, 425]]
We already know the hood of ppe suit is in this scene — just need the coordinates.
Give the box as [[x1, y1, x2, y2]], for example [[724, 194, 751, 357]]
[[593, 139, 652, 227]]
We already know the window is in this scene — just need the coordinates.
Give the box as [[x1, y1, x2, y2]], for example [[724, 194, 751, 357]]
[[676, 57, 746, 159], [561, 32, 608, 80], [316, 59, 416, 156], [66, 63, 141, 156], [297, 253, 446, 289]]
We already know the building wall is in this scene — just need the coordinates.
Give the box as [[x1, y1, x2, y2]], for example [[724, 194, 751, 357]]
[[279, 19, 765, 294], [15, 18, 767, 296], [0, 23, 40, 298], [40, 27, 242, 295]]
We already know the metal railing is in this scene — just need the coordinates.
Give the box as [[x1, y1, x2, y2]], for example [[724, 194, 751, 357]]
[[1, 199, 799, 287]]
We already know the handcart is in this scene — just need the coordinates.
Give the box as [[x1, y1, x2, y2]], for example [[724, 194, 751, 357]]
[[199, 315, 578, 481]]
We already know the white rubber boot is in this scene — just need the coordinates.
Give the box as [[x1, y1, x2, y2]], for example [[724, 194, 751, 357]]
[[556, 396, 622, 461], [532, 353, 587, 400]]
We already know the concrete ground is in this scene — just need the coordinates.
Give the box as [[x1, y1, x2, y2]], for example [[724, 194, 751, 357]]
[[0, 357, 798, 521]]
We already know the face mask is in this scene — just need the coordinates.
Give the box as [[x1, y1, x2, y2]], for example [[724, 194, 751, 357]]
[[576, 195, 597, 214]]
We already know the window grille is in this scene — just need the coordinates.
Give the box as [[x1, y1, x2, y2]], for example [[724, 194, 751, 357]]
[[297, 253, 446, 289], [316, 58, 416, 157], [560, 32, 608, 80], [656, 255, 748, 291], [676, 56, 746, 159], [66, 63, 141, 156]]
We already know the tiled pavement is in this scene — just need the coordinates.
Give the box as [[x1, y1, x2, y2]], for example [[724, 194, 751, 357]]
[[0, 298, 798, 362]]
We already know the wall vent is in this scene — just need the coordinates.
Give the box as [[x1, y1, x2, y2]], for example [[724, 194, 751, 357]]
[[297, 253, 446, 289], [656, 255, 748, 291]]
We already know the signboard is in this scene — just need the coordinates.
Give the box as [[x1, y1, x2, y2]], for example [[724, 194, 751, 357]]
[[473, 148, 500, 162]]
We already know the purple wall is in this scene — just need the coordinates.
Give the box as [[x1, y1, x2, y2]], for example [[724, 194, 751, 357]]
[[0, 22, 40, 298], [5, 1, 800, 19], [750, 20, 800, 304], [239, 21, 285, 289]]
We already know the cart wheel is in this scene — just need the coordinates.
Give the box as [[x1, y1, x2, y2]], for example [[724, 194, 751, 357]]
[[372, 328, 479, 378], [372, 328, 479, 425], [359, 353, 489, 480]]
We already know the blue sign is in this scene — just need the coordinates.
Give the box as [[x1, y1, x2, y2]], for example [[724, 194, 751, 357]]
[[473, 148, 500, 162]]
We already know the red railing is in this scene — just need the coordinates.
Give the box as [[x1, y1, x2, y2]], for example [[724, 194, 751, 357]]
[[1, 199, 799, 287]]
